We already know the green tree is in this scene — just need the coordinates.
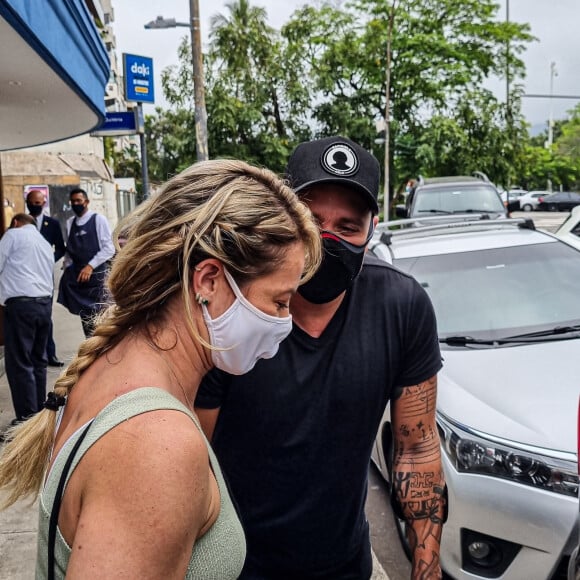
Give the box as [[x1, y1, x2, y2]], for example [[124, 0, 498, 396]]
[[144, 107, 197, 183], [406, 89, 528, 187], [162, 0, 311, 171], [283, 0, 533, 192], [155, 0, 535, 190]]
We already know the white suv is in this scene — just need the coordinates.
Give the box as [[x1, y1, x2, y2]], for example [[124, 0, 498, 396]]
[[370, 215, 579, 580]]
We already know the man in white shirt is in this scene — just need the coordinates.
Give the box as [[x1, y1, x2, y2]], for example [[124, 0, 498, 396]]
[[26, 188, 66, 366], [0, 213, 54, 424], [57, 188, 115, 338]]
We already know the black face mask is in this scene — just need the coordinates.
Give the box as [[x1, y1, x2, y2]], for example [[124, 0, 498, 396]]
[[71, 204, 85, 217], [298, 225, 374, 304], [26, 203, 43, 217]]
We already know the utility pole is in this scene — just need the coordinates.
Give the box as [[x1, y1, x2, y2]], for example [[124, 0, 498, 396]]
[[137, 104, 149, 198], [505, 0, 511, 191], [505, 0, 510, 110], [189, 0, 208, 161], [383, 1, 396, 222], [144, 11, 209, 161], [547, 61, 558, 148], [546, 61, 558, 192]]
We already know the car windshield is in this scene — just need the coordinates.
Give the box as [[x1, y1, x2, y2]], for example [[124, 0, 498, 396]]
[[395, 241, 580, 340], [413, 185, 505, 215]]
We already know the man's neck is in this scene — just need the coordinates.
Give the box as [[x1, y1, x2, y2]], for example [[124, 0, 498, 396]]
[[290, 292, 346, 338]]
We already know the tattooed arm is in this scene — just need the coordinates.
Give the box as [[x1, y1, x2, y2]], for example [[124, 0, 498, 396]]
[[391, 375, 447, 580]]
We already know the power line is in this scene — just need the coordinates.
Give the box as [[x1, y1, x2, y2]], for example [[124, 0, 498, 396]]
[[523, 94, 580, 100]]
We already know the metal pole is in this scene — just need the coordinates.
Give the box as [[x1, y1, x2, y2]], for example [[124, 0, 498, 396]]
[[190, 0, 209, 161], [547, 61, 557, 148], [505, 0, 510, 107], [505, 0, 511, 191], [383, 1, 396, 221], [546, 61, 557, 192], [138, 103, 150, 198]]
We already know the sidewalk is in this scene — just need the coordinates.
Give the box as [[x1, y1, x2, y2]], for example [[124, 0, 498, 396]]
[[0, 298, 84, 580]]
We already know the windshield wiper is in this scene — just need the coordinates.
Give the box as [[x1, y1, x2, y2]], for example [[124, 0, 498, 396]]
[[499, 325, 580, 340], [417, 209, 453, 214], [456, 209, 500, 214], [441, 326, 580, 347], [439, 335, 497, 346]]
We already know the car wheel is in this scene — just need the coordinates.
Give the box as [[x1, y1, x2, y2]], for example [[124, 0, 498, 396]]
[[522, 204, 532, 212], [549, 203, 558, 212], [382, 428, 412, 561]]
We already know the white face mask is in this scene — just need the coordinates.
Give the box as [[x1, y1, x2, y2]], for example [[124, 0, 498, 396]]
[[201, 269, 293, 375]]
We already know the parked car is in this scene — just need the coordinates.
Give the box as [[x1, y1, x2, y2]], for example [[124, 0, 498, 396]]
[[537, 191, 580, 212], [500, 189, 527, 207], [518, 190, 550, 212], [568, 398, 579, 580], [397, 174, 506, 221], [370, 215, 579, 580], [555, 205, 580, 251]]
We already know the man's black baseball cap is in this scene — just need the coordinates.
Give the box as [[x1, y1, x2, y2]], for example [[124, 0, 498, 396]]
[[286, 136, 380, 215]]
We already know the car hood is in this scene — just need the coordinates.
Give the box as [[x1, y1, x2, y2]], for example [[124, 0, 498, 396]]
[[437, 338, 579, 454]]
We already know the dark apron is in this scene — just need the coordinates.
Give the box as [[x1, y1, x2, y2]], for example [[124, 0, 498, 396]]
[[57, 214, 107, 315]]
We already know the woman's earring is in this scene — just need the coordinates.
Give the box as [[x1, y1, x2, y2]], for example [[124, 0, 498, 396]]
[[195, 292, 209, 306]]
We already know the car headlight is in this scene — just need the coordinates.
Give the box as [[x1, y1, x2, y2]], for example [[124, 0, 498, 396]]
[[438, 413, 579, 498]]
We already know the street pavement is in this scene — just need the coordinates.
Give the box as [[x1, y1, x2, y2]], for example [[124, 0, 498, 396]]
[[514, 209, 569, 232], [0, 287, 390, 579]]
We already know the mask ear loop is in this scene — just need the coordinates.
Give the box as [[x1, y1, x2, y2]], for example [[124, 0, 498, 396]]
[[321, 220, 376, 253]]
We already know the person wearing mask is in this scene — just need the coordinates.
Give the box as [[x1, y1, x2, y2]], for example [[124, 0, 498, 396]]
[[196, 137, 447, 580], [0, 213, 54, 425], [26, 189, 66, 367], [0, 160, 321, 579], [57, 187, 114, 338]]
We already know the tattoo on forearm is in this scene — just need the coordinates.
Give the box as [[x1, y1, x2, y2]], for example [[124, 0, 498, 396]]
[[415, 551, 441, 580], [392, 376, 445, 578]]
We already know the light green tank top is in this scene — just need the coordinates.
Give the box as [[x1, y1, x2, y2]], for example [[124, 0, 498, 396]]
[[36, 387, 246, 579]]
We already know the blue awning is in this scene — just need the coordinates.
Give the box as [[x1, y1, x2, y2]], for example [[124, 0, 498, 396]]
[[0, 0, 110, 150]]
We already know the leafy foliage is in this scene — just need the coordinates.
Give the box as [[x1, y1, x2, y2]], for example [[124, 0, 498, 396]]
[[109, 0, 580, 203]]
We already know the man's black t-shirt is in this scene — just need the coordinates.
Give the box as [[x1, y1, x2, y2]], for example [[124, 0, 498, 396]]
[[196, 255, 442, 578]]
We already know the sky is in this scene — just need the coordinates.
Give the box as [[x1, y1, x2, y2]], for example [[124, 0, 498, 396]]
[[112, 0, 580, 129]]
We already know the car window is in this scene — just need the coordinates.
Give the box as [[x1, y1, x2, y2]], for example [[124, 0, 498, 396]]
[[412, 185, 504, 215], [395, 241, 580, 339]]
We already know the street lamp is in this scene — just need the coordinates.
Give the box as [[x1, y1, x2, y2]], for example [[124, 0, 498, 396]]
[[144, 2, 209, 162], [144, 16, 190, 29]]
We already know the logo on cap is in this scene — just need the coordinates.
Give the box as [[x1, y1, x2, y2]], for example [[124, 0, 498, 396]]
[[321, 143, 359, 177]]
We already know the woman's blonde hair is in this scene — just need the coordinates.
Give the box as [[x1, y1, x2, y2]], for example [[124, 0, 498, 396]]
[[0, 159, 321, 508]]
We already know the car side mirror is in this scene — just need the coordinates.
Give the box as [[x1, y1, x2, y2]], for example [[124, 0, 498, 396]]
[[506, 200, 520, 213], [395, 204, 408, 219]]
